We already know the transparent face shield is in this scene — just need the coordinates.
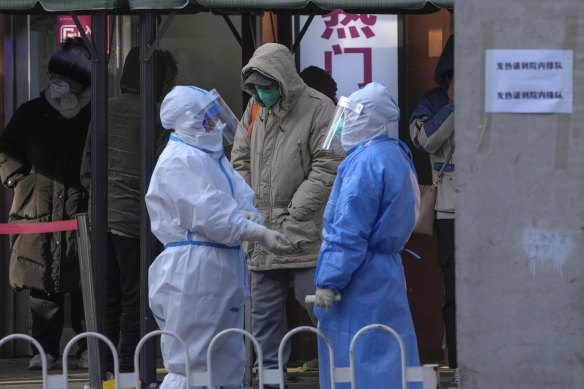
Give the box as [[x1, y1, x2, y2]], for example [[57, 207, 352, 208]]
[[322, 96, 364, 150], [186, 89, 246, 146]]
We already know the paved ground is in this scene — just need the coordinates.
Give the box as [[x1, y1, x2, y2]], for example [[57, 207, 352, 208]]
[[0, 357, 456, 388]]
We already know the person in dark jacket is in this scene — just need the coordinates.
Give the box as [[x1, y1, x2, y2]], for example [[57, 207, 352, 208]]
[[80, 47, 177, 374], [409, 34, 458, 388], [0, 37, 92, 370]]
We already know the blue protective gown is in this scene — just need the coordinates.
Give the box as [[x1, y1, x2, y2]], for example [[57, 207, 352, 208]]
[[314, 135, 421, 389]]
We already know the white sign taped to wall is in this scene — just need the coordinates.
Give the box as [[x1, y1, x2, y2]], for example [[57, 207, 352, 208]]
[[485, 49, 573, 113]]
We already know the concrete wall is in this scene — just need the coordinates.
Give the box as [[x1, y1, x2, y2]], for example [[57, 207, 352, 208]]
[[456, 0, 584, 387]]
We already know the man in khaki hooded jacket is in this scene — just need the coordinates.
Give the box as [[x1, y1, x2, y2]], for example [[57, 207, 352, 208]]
[[231, 43, 343, 377]]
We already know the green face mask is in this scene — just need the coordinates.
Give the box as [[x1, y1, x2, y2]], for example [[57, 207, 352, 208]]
[[257, 88, 282, 108], [333, 119, 344, 139]]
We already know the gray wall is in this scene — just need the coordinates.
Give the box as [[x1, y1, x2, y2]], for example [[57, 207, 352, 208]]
[[456, 0, 584, 387]]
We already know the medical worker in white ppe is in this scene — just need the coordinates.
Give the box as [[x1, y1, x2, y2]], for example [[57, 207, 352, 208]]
[[146, 85, 293, 389], [315, 82, 422, 389]]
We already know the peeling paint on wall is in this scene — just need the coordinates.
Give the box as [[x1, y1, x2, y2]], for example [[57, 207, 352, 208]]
[[522, 228, 572, 276]]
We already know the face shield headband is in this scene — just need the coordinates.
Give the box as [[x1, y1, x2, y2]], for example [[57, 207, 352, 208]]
[[322, 96, 364, 150], [185, 89, 244, 146]]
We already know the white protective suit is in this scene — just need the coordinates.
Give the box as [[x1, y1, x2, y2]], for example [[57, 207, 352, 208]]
[[146, 86, 262, 389]]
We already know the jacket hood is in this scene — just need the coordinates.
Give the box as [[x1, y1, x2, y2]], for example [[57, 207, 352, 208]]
[[434, 34, 454, 91], [241, 43, 305, 113]]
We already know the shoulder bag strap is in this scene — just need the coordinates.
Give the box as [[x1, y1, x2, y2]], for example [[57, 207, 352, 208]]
[[432, 145, 455, 187]]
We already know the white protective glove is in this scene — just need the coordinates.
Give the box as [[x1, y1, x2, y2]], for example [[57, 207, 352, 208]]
[[240, 210, 261, 224], [314, 288, 335, 312], [241, 220, 294, 255]]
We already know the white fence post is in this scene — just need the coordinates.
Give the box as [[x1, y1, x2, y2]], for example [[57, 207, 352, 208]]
[[207, 328, 262, 389], [3, 324, 440, 389], [132, 330, 190, 389], [277, 326, 336, 389], [349, 324, 440, 389], [62, 332, 118, 389], [0, 334, 53, 389]]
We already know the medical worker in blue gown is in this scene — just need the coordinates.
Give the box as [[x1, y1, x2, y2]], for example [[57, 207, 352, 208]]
[[146, 86, 294, 389], [314, 82, 422, 389]]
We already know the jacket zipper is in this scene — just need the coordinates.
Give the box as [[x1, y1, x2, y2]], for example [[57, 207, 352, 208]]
[[297, 138, 309, 180], [267, 110, 274, 230]]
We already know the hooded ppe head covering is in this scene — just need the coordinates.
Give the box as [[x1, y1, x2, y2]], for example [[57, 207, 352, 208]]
[[434, 34, 454, 92], [330, 82, 400, 153], [160, 86, 243, 152], [300, 66, 338, 103]]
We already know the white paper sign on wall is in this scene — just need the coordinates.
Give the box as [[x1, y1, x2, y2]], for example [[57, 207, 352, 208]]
[[485, 49, 573, 113]]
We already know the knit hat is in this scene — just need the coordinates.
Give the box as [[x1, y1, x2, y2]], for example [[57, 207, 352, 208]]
[[299, 66, 337, 103], [243, 70, 275, 88], [48, 37, 92, 87]]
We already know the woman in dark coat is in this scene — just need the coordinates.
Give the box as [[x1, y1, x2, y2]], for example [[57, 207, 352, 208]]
[[0, 37, 91, 370]]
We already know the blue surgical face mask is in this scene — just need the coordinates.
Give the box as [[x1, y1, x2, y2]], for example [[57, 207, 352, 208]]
[[256, 88, 282, 108]]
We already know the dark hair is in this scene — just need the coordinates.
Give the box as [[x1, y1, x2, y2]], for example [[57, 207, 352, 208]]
[[48, 37, 92, 87], [300, 66, 337, 103], [120, 47, 178, 101]]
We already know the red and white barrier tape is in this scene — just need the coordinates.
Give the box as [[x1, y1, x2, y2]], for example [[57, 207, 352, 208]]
[[0, 219, 78, 234]]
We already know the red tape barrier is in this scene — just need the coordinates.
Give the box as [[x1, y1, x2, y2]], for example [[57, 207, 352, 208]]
[[0, 220, 78, 234]]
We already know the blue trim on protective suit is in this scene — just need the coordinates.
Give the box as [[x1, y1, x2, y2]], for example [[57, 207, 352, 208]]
[[403, 249, 421, 259], [165, 231, 240, 251], [151, 310, 165, 323], [169, 134, 213, 154], [169, 135, 235, 197], [218, 154, 234, 197], [164, 240, 240, 250]]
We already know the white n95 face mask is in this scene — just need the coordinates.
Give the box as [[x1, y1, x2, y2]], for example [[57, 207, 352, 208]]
[[50, 79, 79, 109], [49, 79, 70, 99]]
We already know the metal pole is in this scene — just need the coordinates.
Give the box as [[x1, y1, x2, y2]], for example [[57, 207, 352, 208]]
[[241, 13, 257, 112], [75, 213, 102, 388], [139, 11, 158, 387], [241, 14, 257, 386], [291, 14, 314, 54], [90, 11, 109, 385]]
